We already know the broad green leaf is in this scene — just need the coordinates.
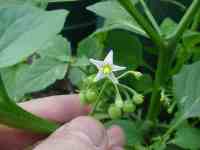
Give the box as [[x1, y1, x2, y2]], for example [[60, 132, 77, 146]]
[[72, 56, 90, 67], [172, 127, 200, 149], [0, 82, 59, 133], [38, 35, 71, 62], [173, 61, 200, 108], [171, 61, 200, 130], [87, 0, 147, 37], [0, 0, 48, 9], [160, 18, 177, 37], [1, 58, 68, 100], [0, 4, 68, 68], [105, 30, 143, 70], [77, 36, 104, 59], [68, 67, 86, 87], [105, 120, 143, 146]]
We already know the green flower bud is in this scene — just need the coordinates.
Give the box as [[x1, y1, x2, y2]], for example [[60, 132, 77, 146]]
[[133, 93, 144, 105], [123, 101, 136, 113], [108, 105, 122, 119], [86, 89, 98, 103], [79, 91, 87, 105], [115, 99, 124, 108], [85, 74, 96, 84], [133, 71, 143, 80]]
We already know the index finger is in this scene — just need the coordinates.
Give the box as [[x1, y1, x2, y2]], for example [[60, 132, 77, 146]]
[[0, 95, 90, 150]]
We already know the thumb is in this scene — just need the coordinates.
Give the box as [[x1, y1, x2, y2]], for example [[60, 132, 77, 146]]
[[33, 116, 108, 150]]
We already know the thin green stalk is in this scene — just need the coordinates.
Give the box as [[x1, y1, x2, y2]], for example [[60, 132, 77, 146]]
[[118, 0, 165, 49], [191, 8, 200, 31], [89, 82, 108, 115], [139, 0, 161, 35], [169, 0, 200, 45]]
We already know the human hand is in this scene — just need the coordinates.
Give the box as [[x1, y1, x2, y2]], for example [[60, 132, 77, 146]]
[[0, 95, 124, 150]]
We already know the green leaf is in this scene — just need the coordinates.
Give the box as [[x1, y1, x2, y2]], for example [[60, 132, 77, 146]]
[[68, 67, 86, 87], [105, 30, 143, 70], [87, 0, 147, 37], [171, 61, 200, 129], [0, 4, 68, 68], [77, 36, 104, 59], [160, 18, 177, 37], [72, 56, 90, 67], [1, 58, 68, 100], [38, 35, 71, 62], [105, 120, 143, 146], [172, 127, 200, 149], [173, 61, 200, 109]]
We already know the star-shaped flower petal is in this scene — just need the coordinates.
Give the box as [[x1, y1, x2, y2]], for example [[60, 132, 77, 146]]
[[89, 50, 126, 83]]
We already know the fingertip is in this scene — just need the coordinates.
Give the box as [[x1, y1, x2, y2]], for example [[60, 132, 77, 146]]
[[107, 125, 125, 148]]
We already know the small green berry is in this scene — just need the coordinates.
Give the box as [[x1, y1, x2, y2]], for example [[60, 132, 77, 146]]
[[133, 71, 143, 80], [79, 91, 87, 105], [133, 94, 144, 105], [86, 89, 98, 103], [85, 74, 96, 84], [123, 101, 136, 113], [108, 105, 122, 119]]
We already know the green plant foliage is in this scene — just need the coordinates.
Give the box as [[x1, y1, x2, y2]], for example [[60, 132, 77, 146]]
[[172, 127, 200, 149], [160, 17, 177, 37], [0, 4, 68, 68], [1, 58, 68, 101], [106, 30, 143, 70], [77, 36, 104, 59], [38, 35, 71, 62], [87, 0, 148, 37], [0, 0, 200, 148], [173, 61, 200, 110]]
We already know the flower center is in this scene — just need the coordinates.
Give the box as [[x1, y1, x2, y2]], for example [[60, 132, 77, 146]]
[[102, 64, 112, 74]]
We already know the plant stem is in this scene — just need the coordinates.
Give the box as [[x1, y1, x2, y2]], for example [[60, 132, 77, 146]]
[[147, 0, 200, 122], [147, 43, 177, 121], [169, 0, 200, 45], [89, 82, 108, 115], [118, 0, 165, 49], [191, 8, 200, 31], [139, 0, 161, 35]]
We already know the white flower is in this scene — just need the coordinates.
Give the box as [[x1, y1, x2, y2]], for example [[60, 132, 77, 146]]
[[89, 50, 126, 83]]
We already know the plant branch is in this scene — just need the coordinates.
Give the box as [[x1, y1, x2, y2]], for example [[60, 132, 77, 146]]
[[118, 0, 165, 49], [139, 0, 161, 35], [169, 0, 200, 45], [147, 0, 200, 123], [191, 8, 200, 31]]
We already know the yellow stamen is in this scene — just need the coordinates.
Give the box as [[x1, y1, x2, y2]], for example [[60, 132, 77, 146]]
[[102, 64, 112, 74]]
